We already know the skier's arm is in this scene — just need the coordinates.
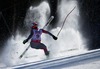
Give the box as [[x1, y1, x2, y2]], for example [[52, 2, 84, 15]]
[[23, 28, 33, 44], [27, 29, 33, 40], [42, 29, 58, 40]]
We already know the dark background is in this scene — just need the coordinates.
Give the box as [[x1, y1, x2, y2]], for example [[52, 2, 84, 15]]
[[78, 0, 100, 50], [0, 0, 100, 52]]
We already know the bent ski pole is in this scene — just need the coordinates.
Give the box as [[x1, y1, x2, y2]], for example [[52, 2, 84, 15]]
[[57, 6, 76, 37], [19, 45, 30, 59]]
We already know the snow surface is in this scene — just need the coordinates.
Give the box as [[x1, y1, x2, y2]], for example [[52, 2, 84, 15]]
[[1, 49, 100, 69], [62, 60, 100, 69]]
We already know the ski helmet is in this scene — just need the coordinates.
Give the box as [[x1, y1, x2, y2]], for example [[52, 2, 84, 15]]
[[32, 22, 38, 26]]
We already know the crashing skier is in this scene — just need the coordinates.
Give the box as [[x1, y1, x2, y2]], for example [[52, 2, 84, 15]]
[[23, 22, 58, 56]]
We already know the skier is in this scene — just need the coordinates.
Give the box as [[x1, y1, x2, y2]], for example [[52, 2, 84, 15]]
[[23, 22, 58, 56]]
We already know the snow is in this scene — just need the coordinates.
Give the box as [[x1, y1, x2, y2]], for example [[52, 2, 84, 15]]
[[0, 49, 97, 69], [62, 58, 100, 69], [1, 49, 100, 69], [0, 63, 6, 68]]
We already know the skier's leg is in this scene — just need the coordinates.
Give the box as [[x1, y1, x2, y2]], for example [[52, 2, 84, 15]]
[[39, 43, 49, 56], [30, 42, 49, 56], [30, 42, 39, 49]]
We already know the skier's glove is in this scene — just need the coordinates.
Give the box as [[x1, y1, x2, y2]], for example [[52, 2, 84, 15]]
[[23, 39, 28, 44], [52, 35, 58, 40]]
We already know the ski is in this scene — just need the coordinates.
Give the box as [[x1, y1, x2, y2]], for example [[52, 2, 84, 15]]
[[43, 16, 54, 29], [19, 45, 30, 59]]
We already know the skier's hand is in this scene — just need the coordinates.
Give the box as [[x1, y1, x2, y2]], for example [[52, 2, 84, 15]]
[[52, 35, 58, 40], [23, 39, 28, 44]]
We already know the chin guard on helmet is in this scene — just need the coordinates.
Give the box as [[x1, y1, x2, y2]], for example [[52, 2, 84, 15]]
[[32, 22, 38, 27]]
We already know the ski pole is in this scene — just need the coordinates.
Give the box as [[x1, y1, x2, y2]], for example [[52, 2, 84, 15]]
[[57, 6, 76, 37], [19, 45, 30, 59]]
